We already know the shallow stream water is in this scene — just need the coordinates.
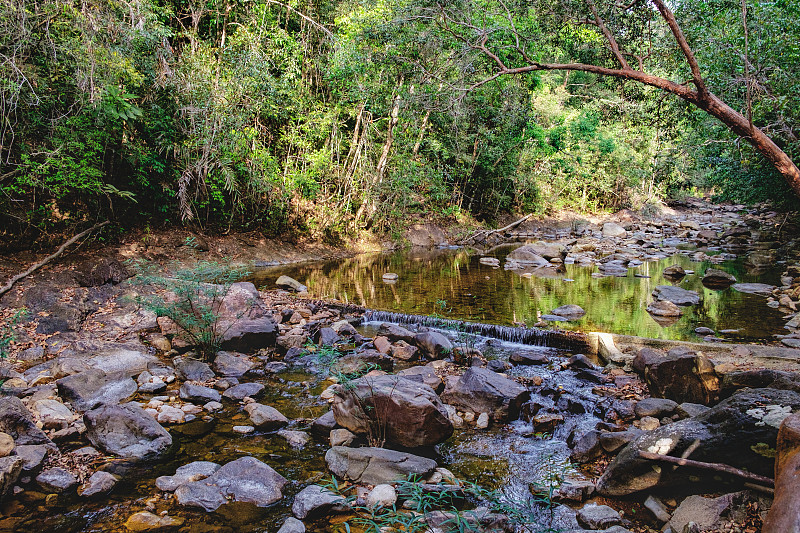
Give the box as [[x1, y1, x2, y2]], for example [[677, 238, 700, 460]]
[[249, 246, 787, 342]]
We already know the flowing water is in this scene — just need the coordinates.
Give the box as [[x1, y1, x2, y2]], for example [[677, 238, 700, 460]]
[[249, 245, 787, 342]]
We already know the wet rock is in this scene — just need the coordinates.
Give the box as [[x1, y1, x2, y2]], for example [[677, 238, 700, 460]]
[[702, 268, 737, 288], [277, 517, 306, 533], [175, 456, 287, 512], [36, 467, 78, 492], [597, 388, 800, 496], [662, 264, 686, 278], [553, 479, 595, 503], [244, 403, 289, 431], [440, 368, 530, 423], [565, 354, 598, 371], [570, 430, 603, 463], [506, 245, 551, 267], [278, 429, 310, 448], [652, 285, 700, 306], [0, 456, 23, 499], [84, 404, 173, 459], [331, 375, 453, 448], [219, 317, 277, 352], [316, 327, 340, 347], [633, 348, 719, 405], [646, 299, 683, 317], [15, 444, 51, 472], [669, 492, 748, 533], [291, 484, 350, 519], [763, 413, 800, 533], [124, 511, 184, 531], [222, 383, 264, 401], [332, 351, 393, 374], [179, 383, 221, 404], [78, 471, 118, 497], [0, 397, 52, 445], [172, 357, 215, 382], [510, 352, 550, 365], [56, 369, 138, 412], [695, 327, 715, 335], [732, 282, 776, 295], [213, 352, 253, 377], [32, 399, 74, 430], [576, 503, 622, 529], [311, 411, 337, 438], [397, 366, 443, 393], [634, 398, 678, 419], [414, 331, 453, 359], [325, 446, 437, 485], [276, 275, 307, 292], [233, 425, 254, 434], [602, 223, 627, 238], [156, 461, 221, 491], [487, 359, 511, 373], [551, 304, 586, 319]]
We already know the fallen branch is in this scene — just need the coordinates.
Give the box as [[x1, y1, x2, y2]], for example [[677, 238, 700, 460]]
[[0, 221, 110, 299], [638, 450, 774, 487], [462, 213, 533, 244]]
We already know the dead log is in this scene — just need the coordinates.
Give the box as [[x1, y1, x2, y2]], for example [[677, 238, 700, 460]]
[[462, 213, 533, 244], [638, 450, 774, 487], [0, 221, 110, 299]]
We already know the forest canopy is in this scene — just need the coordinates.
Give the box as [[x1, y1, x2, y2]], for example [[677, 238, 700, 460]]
[[1, 0, 798, 248]]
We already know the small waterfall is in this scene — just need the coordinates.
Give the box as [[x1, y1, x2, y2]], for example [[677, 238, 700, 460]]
[[362, 310, 591, 352]]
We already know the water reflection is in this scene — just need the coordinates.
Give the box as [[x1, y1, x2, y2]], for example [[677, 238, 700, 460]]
[[249, 246, 786, 342]]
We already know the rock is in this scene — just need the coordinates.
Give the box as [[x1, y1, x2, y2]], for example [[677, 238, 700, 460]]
[[233, 425, 254, 434], [576, 503, 622, 529], [551, 304, 586, 319], [291, 484, 350, 519], [222, 383, 264, 401], [277, 517, 306, 533], [372, 336, 391, 354], [331, 375, 453, 448], [332, 351, 394, 374], [32, 399, 74, 430], [15, 444, 51, 472], [157, 406, 185, 424], [316, 327, 340, 347], [669, 493, 747, 533], [84, 404, 173, 459], [695, 326, 715, 335], [88, 348, 158, 376], [732, 282, 776, 295], [634, 398, 678, 419], [74, 257, 129, 286], [0, 397, 52, 445], [597, 388, 800, 496], [276, 275, 307, 292], [311, 411, 337, 438], [219, 317, 277, 352], [646, 299, 683, 317], [56, 369, 138, 411], [440, 368, 530, 423], [390, 340, 419, 361], [553, 479, 595, 503], [278, 429, 310, 448], [652, 285, 700, 306], [479, 257, 500, 267], [635, 416, 660, 431], [78, 471, 118, 497], [174, 456, 287, 512], [124, 511, 184, 532], [172, 357, 215, 382], [244, 404, 289, 430], [325, 446, 437, 485], [662, 264, 686, 278], [506, 245, 551, 267], [414, 331, 453, 359], [156, 461, 221, 492], [677, 402, 711, 418], [527, 242, 566, 260], [763, 413, 800, 533], [510, 352, 550, 365], [213, 352, 253, 377], [330, 428, 355, 447], [36, 467, 78, 492], [644, 495, 671, 524], [680, 219, 701, 230], [0, 433, 13, 458], [702, 268, 737, 288], [602, 223, 627, 238], [377, 323, 416, 344], [179, 383, 222, 403], [476, 412, 490, 429], [570, 430, 603, 463], [367, 484, 398, 508], [634, 348, 719, 405], [382, 273, 399, 281], [397, 365, 443, 393], [0, 456, 22, 499]]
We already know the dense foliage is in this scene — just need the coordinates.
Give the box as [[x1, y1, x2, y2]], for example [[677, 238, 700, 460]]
[[1, 0, 798, 249]]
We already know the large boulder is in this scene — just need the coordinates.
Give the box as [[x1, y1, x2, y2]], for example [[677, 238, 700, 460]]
[[377, 323, 416, 344], [325, 446, 437, 485], [763, 413, 800, 533], [57, 369, 138, 411], [633, 348, 719, 405], [331, 375, 453, 448], [84, 404, 173, 459], [652, 285, 700, 306], [440, 368, 530, 423], [597, 388, 800, 496], [0, 398, 52, 446], [174, 456, 287, 512], [526, 242, 565, 260], [414, 331, 453, 359], [87, 348, 158, 376], [219, 317, 277, 352]]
